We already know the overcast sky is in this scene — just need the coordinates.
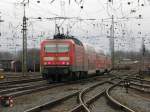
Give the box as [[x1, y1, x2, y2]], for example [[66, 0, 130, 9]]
[[0, 0, 150, 54]]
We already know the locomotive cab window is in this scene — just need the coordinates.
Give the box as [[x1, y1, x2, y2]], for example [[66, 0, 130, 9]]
[[44, 44, 69, 53], [57, 44, 69, 52], [44, 44, 57, 53]]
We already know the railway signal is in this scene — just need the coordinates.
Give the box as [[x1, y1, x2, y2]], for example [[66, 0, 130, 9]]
[[110, 15, 115, 69], [124, 78, 130, 93], [0, 96, 14, 107], [138, 70, 144, 85]]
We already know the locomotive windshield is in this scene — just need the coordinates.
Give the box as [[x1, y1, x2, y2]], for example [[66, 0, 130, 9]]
[[44, 44, 69, 53], [57, 44, 69, 52]]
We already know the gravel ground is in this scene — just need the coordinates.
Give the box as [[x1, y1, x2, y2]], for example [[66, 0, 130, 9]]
[[109, 78, 121, 84], [89, 95, 124, 112], [0, 77, 107, 112], [110, 86, 150, 112], [46, 95, 78, 112]]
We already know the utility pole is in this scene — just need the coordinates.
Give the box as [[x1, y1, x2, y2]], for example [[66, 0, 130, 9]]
[[141, 37, 145, 72], [0, 12, 4, 36], [110, 15, 115, 69], [22, 4, 27, 76]]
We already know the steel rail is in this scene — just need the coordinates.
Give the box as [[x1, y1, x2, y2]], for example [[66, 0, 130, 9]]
[[74, 77, 117, 112], [130, 77, 150, 84], [78, 81, 109, 112], [106, 82, 136, 112], [0, 77, 43, 86]]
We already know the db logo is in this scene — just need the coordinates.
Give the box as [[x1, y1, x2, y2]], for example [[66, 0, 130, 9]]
[[54, 57, 58, 60]]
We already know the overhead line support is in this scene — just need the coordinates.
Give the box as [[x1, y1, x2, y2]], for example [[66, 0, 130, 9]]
[[22, 3, 27, 76]]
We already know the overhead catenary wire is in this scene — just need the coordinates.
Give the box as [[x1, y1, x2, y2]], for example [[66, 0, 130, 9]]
[[0, 0, 150, 53]]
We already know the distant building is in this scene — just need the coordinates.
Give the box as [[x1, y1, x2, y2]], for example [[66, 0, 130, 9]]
[[0, 59, 13, 71]]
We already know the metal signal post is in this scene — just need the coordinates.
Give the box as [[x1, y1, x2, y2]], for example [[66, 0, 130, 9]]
[[22, 4, 27, 76], [110, 15, 115, 69]]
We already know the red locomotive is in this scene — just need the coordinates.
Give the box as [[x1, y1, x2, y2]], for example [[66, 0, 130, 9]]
[[40, 34, 111, 81]]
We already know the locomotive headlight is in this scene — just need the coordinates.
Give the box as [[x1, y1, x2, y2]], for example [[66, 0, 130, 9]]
[[61, 61, 65, 65], [66, 62, 69, 65], [44, 62, 47, 65], [47, 61, 52, 65]]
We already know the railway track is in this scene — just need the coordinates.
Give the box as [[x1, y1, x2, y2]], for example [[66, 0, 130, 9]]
[[3, 83, 65, 98], [0, 81, 50, 96], [71, 81, 116, 112], [24, 91, 80, 112], [119, 76, 150, 93], [1, 72, 42, 82], [106, 82, 136, 112], [2, 70, 144, 112], [0, 77, 43, 86], [0, 73, 114, 101], [129, 82, 150, 93], [23, 73, 150, 112], [23, 77, 121, 112], [112, 78, 150, 94], [0, 80, 47, 90], [0, 71, 112, 87], [129, 77, 150, 85], [80, 78, 149, 112], [0, 70, 118, 86], [16, 75, 114, 112], [109, 81, 150, 112]]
